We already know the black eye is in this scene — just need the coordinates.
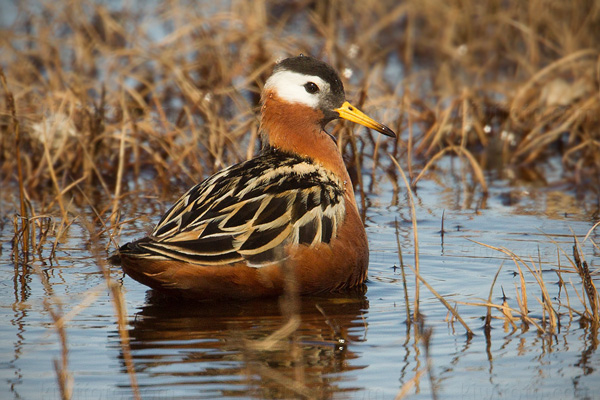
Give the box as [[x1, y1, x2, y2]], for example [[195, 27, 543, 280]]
[[304, 82, 319, 94]]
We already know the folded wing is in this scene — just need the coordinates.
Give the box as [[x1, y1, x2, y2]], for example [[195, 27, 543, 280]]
[[130, 150, 346, 267]]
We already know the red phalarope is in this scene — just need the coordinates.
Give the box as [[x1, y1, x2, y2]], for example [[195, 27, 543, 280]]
[[110, 55, 396, 299]]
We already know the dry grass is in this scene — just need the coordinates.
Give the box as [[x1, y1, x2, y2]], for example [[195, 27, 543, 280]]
[[459, 237, 600, 335], [2, 0, 600, 211], [2, 0, 600, 397]]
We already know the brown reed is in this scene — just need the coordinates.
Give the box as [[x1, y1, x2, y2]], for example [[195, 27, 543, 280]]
[[391, 154, 474, 337], [2, 0, 599, 209], [465, 237, 599, 334]]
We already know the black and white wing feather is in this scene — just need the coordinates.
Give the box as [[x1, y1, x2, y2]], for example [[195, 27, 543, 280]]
[[127, 150, 346, 267]]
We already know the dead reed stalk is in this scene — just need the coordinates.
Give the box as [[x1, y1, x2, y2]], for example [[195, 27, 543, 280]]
[[100, 269, 141, 400], [1, 67, 29, 262], [484, 264, 504, 333], [572, 241, 599, 324], [412, 146, 487, 194], [395, 218, 412, 324], [31, 263, 73, 400], [390, 154, 421, 320], [390, 154, 474, 337], [85, 218, 141, 400]]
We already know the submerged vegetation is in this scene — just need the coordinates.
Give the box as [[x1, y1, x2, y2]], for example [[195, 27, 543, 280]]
[[2, 0, 599, 398]]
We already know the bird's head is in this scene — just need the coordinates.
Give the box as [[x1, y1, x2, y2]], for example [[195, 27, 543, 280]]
[[262, 55, 396, 138]]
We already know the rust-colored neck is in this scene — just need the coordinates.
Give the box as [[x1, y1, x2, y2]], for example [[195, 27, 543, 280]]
[[260, 91, 351, 184]]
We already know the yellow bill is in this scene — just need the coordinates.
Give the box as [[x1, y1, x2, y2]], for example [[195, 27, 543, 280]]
[[334, 101, 396, 138]]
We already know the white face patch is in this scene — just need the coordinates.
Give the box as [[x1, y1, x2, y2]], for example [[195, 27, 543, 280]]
[[264, 70, 329, 108]]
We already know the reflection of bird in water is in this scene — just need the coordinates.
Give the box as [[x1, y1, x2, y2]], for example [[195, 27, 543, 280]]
[[122, 291, 369, 398], [109, 55, 395, 299]]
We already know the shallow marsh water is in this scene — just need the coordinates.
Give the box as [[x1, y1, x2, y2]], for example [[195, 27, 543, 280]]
[[2, 5, 600, 399], [2, 162, 599, 399]]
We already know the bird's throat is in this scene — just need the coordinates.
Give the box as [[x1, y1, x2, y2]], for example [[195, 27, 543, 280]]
[[260, 94, 350, 184]]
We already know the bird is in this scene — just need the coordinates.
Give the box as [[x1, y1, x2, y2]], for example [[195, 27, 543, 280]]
[[109, 55, 396, 300]]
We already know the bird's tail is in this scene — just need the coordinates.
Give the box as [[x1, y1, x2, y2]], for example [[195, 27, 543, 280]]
[[107, 237, 155, 266]]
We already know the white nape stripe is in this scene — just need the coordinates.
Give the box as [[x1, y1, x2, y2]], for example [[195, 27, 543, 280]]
[[264, 71, 328, 108]]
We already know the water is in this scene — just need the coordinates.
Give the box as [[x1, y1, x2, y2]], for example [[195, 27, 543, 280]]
[[2, 163, 599, 399]]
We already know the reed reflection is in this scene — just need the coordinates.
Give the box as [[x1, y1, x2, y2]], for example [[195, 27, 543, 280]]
[[124, 290, 369, 398]]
